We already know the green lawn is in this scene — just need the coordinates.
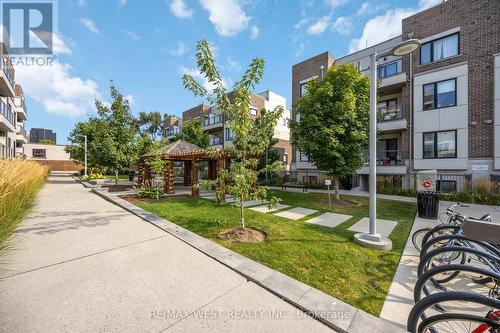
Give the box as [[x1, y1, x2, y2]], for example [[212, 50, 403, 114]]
[[136, 190, 416, 316]]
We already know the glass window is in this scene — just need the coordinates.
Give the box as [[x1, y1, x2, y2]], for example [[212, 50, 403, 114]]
[[250, 108, 257, 116], [436, 80, 456, 108], [421, 33, 459, 64], [283, 153, 288, 163], [437, 131, 456, 158], [32, 149, 46, 158], [423, 84, 435, 110], [299, 82, 308, 97], [299, 151, 309, 162], [378, 61, 399, 78], [423, 133, 435, 159], [225, 128, 234, 141]]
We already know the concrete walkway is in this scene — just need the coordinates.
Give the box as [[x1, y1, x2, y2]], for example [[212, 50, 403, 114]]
[[0, 174, 331, 333], [379, 201, 500, 328]]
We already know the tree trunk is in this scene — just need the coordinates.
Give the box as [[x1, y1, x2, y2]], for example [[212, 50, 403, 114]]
[[335, 176, 340, 200], [115, 169, 119, 185], [240, 195, 245, 229]]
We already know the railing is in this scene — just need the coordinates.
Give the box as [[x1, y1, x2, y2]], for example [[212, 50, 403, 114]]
[[209, 137, 222, 146], [204, 114, 223, 127], [364, 149, 405, 166], [0, 57, 14, 88], [378, 105, 405, 122], [377, 59, 403, 79], [165, 127, 181, 137], [18, 126, 28, 139], [0, 99, 14, 125]]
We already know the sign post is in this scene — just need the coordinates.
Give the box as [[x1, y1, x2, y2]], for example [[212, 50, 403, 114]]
[[325, 179, 332, 209]]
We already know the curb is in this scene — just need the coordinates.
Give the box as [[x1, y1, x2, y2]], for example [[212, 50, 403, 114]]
[[91, 188, 408, 333]]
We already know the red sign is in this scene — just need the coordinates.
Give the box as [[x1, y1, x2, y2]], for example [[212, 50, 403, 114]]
[[423, 181, 431, 188]]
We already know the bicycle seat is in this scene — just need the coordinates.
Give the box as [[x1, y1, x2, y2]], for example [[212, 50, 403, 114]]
[[469, 213, 491, 222]]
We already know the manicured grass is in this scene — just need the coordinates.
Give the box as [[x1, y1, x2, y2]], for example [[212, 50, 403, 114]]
[[137, 190, 416, 316]]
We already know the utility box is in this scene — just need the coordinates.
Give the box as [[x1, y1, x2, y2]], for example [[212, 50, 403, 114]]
[[417, 170, 439, 219]]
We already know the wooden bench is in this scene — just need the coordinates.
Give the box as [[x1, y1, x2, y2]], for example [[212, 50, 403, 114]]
[[281, 183, 308, 192]]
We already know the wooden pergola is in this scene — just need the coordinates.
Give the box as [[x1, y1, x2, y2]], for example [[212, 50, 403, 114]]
[[138, 140, 230, 196]]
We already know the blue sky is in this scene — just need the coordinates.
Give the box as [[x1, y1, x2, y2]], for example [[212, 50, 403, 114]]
[[14, 0, 440, 143]]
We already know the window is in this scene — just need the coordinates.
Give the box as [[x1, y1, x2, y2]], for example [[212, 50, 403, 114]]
[[437, 180, 457, 193], [299, 151, 309, 162], [423, 79, 456, 110], [421, 33, 459, 64], [32, 149, 46, 158], [283, 153, 288, 164], [225, 128, 234, 141], [378, 60, 400, 78], [423, 130, 457, 159], [299, 82, 308, 97]]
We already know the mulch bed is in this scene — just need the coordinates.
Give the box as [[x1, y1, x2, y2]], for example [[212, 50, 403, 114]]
[[219, 227, 267, 243], [119, 194, 191, 205]]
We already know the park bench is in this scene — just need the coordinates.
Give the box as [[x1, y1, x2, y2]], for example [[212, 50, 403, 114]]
[[281, 182, 308, 192]]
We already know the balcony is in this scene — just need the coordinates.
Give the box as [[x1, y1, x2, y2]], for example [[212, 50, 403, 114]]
[[204, 114, 223, 129], [0, 99, 15, 132], [209, 136, 223, 147], [377, 105, 406, 131], [165, 127, 181, 138], [0, 56, 14, 97], [359, 149, 407, 175], [378, 59, 406, 88], [16, 125, 28, 143], [15, 97, 28, 121]]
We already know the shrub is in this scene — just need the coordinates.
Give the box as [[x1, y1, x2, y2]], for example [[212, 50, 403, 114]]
[[138, 187, 163, 199], [0, 160, 48, 252]]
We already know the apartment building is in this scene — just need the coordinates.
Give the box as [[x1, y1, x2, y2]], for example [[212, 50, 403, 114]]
[[163, 90, 292, 169], [0, 43, 28, 159], [29, 128, 57, 144], [291, 0, 500, 191]]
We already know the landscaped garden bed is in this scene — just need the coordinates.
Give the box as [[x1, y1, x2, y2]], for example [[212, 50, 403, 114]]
[[123, 189, 416, 316]]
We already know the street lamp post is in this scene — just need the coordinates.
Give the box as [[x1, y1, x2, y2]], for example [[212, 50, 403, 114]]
[[76, 134, 88, 177], [354, 39, 421, 251]]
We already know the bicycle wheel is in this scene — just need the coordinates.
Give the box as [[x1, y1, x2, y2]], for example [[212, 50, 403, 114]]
[[421, 235, 500, 259], [413, 227, 433, 252], [420, 225, 461, 256], [414, 264, 500, 304], [418, 313, 500, 333], [407, 291, 500, 333]]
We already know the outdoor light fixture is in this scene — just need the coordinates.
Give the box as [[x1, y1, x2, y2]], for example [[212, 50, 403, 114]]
[[354, 38, 421, 251]]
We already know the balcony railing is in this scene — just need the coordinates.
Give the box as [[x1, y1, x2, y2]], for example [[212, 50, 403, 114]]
[[0, 57, 14, 88], [0, 99, 14, 125], [377, 59, 403, 79], [18, 126, 28, 139], [364, 149, 405, 166], [204, 114, 223, 127], [209, 137, 222, 146], [378, 105, 404, 122], [165, 127, 181, 137]]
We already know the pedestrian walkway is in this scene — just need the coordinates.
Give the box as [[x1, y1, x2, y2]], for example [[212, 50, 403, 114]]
[[306, 212, 353, 228], [0, 174, 332, 332], [273, 207, 318, 220]]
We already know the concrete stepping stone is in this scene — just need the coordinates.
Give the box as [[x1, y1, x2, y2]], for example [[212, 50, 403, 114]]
[[347, 217, 398, 237], [242, 200, 264, 207], [249, 204, 290, 213], [273, 207, 318, 220], [305, 212, 352, 228]]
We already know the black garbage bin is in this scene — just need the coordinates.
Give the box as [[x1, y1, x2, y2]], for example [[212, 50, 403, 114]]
[[128, 171, 136, 182], [417, 191, 439, 219], [340, 176, 353, 190]]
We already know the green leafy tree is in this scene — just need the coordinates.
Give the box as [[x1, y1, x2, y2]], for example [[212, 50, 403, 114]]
[[182, 40, 284, 231], [145, 156, 167, 199], [39, 139, 55, 145], [289, 64, 370, 199], [137, 111, 163, 141], [175, 119, 209, 148], [67, 83, 138, 184]]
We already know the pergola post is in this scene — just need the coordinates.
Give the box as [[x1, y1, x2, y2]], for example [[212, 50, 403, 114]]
[[183, 160, 192, 186], [143, 161, 152, 188], [164, 160, 175, 194], [191, 158, 200, 196], [138, 157, 144, 188]]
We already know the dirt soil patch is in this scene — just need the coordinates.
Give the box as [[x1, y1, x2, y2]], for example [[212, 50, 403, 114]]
[[320, 198, 360, 207], [219, 227, 267, 243], [120, 194, 191, 205]]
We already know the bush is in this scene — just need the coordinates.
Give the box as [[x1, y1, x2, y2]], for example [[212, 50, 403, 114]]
[[138, 187, 163, 199], [87, 172, 106, 180], [0, 160, 48, 252]]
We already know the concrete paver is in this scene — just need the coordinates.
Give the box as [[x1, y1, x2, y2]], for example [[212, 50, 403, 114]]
[[0, 175, 331, 332], [249, 203, 290, 213], [347, 217, 397, 237], [305, 212, 353, 228], [273, 207, 318, 220]]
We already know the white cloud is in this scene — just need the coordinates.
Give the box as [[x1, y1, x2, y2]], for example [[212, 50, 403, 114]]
[[419, 0, 442, 9], [325, 0, 348, 8], [295, 42, 305, 57], [357, 2, 388, 16], [14, 36, 99, 118], [294, 17, 310, 30], [180, 65, 227, 92], [307, 16, 331, 35], [80, 18, 100, 34], [199, 0, 250, 37], [332, 16, 352, 35], [170, 42, 189, 56], [124, 30, 140, 40], [170, 0, 193, 18], [124, 94, 134, 105], [118, 0, 127, 6], [250, 25, 259, 40], [226, 57, 241, 72]]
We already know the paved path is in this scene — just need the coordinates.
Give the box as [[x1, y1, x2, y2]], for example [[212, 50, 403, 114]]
[[0, 174, 331, 333], [379, 201, 500, 328]]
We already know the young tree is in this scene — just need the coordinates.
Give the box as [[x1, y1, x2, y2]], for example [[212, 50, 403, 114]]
[[289, 64, 370, 200], [67, 83, 137, 184], [39, 139, 55, 145], [175, 119, 209, 148], [137, 111, 163, 141], [145, 156, 167, 199], [182, 40, 283, 233]]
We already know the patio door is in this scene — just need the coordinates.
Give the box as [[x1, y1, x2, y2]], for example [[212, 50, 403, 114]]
[[385, 138, 398, 161]]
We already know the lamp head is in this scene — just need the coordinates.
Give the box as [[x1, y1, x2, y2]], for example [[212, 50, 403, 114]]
[[392, 39, 421, 56]]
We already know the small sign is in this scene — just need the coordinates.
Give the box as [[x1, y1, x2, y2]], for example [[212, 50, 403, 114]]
[[417, 170, 437, 192], [325, 179, 332, 186], [472, 164, 488, 171]]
